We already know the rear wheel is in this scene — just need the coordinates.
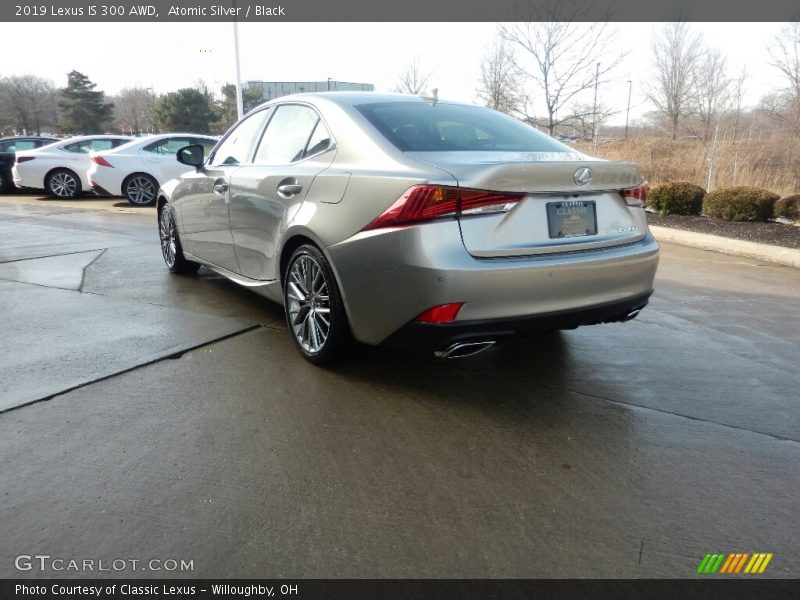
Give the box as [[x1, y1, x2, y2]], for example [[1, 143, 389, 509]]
[[158, 203, 200, 274], [0, 169, 11, 193], [124, 173, 158, 206], [46, 169, 81, 198], [284, 244, 352, 364]]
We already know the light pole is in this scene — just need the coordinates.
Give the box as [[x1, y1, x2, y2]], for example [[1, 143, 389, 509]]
[[232, 0, 243, 120], [327, 77, 333, 91], [592, 62, 600, 151], [624, 80, 632, 140]]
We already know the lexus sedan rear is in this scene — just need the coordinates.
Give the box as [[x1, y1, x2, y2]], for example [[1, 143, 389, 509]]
[[156, 92, 659, 364]]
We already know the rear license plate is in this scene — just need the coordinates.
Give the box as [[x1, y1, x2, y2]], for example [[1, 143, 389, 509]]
[[547, 200, 597, 239]]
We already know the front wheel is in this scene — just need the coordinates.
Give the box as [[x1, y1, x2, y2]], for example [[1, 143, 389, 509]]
[[124, 174, 158, 206], [284, 244, 352, 364], [159, 203, 200, 274]]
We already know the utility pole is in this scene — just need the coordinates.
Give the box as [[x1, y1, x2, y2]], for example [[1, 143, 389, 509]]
[[624, 80, 632, 140], [232, 0, 243, 120], [592, 62, 600, 152]]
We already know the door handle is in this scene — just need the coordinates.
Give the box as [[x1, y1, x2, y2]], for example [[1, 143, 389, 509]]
[[277, 183, 303, 197], [213, 181, 228, 195]]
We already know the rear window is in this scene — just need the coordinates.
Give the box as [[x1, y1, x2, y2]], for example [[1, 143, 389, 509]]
[[356, 102, 569, 153]]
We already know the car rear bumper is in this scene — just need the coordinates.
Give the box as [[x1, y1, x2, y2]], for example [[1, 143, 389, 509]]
[[381, 292, 652, 355], [326, 220, 660, 346]]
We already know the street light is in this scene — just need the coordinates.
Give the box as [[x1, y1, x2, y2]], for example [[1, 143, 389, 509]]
[[327, 77, 333, 91], [624, 80, 632, 141], [232, 0, 243, 120]]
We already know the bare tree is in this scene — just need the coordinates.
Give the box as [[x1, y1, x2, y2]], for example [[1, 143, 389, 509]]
[[561, 102, 617, 139], [394, 58, 432, 95], [767, 22, 800, 137], [476, 35, 520, 114], [113, 86, 156, 134], [0, 75, 58, 134], [647, 21, 703, 140], [727, 67, 747, 144], [501, 0, 625, 136], [688, 49, 731, 143]]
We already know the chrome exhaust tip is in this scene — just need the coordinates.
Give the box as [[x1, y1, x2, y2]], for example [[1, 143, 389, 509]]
[[622, 309, 641, 322], [434, 340, 496, 359]]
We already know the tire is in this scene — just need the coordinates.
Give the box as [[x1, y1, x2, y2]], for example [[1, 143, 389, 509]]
[[46, 169, 81, 199], [0, 169, 12, 193], [158, 203, 200, 275], [124, 173, 158, 206], [284, 244, 352, 364]]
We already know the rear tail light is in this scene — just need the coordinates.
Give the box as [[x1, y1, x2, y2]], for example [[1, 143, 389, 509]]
[[364, 185, 525, 230], [91, 156, 114, 168], [414, 303, 464, 324], [16, 156, 35, 163], [621, 183, 647, 207]]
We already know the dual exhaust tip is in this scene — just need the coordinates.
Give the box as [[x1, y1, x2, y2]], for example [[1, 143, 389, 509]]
[[434, 340, 496, 359]]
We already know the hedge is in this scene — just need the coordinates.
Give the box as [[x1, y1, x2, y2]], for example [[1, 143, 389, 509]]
[[774, 194, 800, 222], [647, 181, 705, 215], [702, 186, 779, 222]]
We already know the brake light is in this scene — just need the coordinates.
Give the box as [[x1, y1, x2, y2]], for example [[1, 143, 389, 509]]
[[414, 303, 464, 324], [91, 156, 114, 168], [16, 156, 35, 163], [364, 185, 525, 230], [621, 183, 647, 207]]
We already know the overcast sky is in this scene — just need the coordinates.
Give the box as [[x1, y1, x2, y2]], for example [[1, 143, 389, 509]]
[[1, 22, 789, 125]]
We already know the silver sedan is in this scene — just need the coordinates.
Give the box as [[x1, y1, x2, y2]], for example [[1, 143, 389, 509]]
[[157, 93, 659, 364]]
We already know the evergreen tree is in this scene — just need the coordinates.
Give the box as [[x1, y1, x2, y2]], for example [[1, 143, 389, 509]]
[[58, 70, 114, 134], [153, 88, 218, 133]]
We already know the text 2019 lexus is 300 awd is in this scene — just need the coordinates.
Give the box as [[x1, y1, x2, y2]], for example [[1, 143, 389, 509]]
[[157, 92, 659, 364]]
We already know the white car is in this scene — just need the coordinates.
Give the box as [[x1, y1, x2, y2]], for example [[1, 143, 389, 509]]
[[88, 134, 218, 205], [13, 135, 133, 198]]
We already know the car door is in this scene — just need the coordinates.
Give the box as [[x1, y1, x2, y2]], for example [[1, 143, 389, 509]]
[[176, 109, 271, 273], [142, 136, 196, 184], [228, 104, 336, 281]]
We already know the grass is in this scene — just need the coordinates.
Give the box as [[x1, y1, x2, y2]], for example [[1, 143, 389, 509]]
[[574, 135, 800, 197]]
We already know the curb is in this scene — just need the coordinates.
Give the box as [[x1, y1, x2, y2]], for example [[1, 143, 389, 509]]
[[649, 225, 800, 268]]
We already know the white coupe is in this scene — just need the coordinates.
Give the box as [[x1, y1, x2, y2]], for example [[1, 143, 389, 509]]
[[13, 135, 132, 198], [88, 134, 218, 205]]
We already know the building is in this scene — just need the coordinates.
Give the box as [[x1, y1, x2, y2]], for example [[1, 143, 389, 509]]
[[242, 80, 374, 102]]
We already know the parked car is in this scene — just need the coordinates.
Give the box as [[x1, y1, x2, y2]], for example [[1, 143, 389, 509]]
[[12, 135, 132, 198], [0, 136, 60, 193], [156, 92, 659, 364], [87, 134, 219, 205]]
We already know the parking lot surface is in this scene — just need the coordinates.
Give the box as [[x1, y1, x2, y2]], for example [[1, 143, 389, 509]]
[[1, 195, 798, 578]]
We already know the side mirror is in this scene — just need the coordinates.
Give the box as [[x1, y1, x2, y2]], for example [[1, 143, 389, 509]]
[[176, 145, 204, 171]]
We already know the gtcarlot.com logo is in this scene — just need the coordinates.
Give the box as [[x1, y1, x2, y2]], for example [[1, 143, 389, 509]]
[[14, 554, 194, 572], [696, 552, 773, 575]]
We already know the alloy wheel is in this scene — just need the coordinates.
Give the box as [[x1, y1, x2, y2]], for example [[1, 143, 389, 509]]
[[127, 176, 156, 205], [286, 254, 331, 354], [159, 208, 177, 268], [50, 172, 78, 197]]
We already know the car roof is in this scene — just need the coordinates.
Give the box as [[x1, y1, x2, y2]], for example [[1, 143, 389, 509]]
[[252, 91, 463, 112], [0, 135, 60, 142]]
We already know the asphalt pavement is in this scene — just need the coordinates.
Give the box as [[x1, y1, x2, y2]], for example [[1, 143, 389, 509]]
[[0, 195, 798, 578]]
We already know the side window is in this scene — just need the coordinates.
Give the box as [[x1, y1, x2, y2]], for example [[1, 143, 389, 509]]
[[63, 141, 92, 153], [0, 142, 11, 152], [111, 138, 130, 148], [210, 110, 269, 167], [303, 121, 332, 159], [89, 139, 116, 152], [143, 138, 195, 155], [14, 141, 38, 151], [193, 137, 218, 156], [254, 105, 320, 165]]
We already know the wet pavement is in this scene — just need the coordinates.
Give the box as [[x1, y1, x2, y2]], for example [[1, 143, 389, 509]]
[[0, 195, 798, 578]]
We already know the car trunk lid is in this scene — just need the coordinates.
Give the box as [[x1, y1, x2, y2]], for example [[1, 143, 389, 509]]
[[407, 151, 647, 257]]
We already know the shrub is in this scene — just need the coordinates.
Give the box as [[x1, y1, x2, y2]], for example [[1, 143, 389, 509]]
[[702, 186, 779, 222], [647, 181, 706, 215], [774, 194, 800, 222]]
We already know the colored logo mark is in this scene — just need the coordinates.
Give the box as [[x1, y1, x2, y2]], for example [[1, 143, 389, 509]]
[[697, 552, 773, 574]]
